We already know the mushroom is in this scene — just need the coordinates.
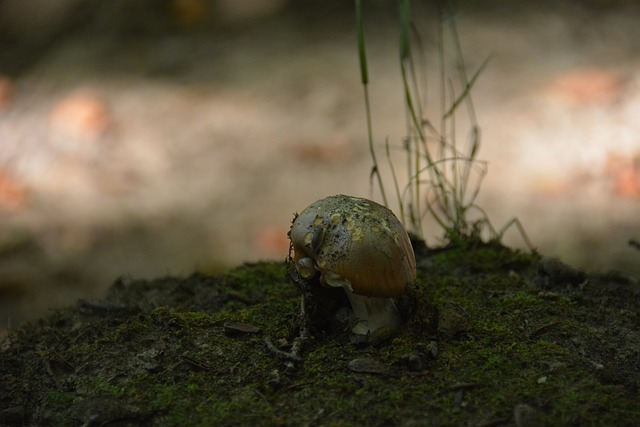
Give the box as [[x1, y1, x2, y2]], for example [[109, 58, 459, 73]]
[[289, 194, 416, 335]]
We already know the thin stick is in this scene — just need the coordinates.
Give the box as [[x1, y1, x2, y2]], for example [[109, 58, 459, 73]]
[[264, 337, 303, 363]]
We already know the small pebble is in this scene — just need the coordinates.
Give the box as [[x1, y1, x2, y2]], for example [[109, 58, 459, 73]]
[[347, 358, 390, 375], [401, 354, 423, 371], [514, 403, 544, 427], [223, 321, 260, 336]]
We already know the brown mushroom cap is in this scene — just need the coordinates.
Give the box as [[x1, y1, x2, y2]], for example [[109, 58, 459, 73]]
[[290, 194, 416, 298]]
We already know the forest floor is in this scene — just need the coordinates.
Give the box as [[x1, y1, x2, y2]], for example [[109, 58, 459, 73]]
[[2, 240, 640, 426]]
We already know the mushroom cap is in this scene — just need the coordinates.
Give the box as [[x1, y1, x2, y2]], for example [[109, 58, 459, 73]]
[[290, 194, 416, 298]]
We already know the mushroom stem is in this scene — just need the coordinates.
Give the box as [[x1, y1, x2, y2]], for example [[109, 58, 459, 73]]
[[343, 290, 402, 335]]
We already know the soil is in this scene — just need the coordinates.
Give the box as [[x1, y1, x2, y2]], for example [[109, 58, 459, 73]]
[[2, 240, 639, 426]]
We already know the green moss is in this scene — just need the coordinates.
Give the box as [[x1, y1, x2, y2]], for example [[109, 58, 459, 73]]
[[43, 390, 75, 408], [2, 246, 640, 426], [220, 262, 292, 298], [426, 241, 539, 276], [151, 307, 217, 327]]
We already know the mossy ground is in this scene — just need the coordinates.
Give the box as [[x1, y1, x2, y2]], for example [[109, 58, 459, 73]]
[[1, 242, 639, 426]]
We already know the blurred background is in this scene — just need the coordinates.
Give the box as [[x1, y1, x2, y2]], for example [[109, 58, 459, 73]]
[[1, 0, 639, 330]]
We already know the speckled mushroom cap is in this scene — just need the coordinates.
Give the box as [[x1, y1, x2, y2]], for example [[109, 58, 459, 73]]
[[290, 194, 416, 298]]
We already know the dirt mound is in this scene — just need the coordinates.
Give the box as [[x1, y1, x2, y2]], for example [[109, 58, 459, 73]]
[[1, 242, 639, 426]]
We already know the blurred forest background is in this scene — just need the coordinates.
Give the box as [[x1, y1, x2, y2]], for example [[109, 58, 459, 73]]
[[1, 0, 639, 330]]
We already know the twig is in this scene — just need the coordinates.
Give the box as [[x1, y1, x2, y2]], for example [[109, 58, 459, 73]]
[[447, 382, 480, 391], [264, 337, 303, 363], [180, 355, 213, 372], [529, 321, 559, 340]]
